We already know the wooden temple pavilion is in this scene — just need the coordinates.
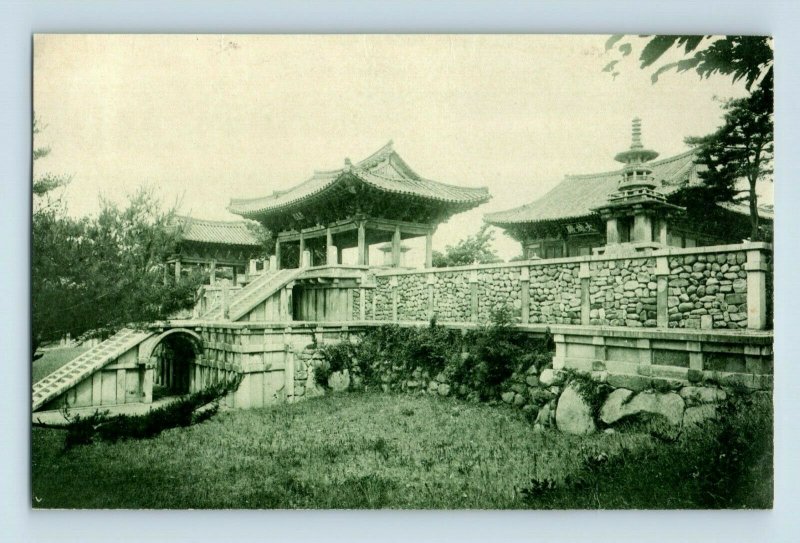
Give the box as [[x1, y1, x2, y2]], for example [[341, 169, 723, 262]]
[[167, 216, 263, 284], [485, 119, 773, 259], [228, 141, 491, 269]]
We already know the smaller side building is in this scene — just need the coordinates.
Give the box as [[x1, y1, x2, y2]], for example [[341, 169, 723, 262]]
[[168, 216, 264, 285], [485, 119, 773, 259]]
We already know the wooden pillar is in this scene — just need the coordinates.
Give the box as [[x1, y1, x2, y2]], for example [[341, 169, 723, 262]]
[[326, 228, 334, 265], [299, 234, 305, 268], [357, 221, 366, 265], [275, 240, 282, 270], [425, 229, 434, 269], [392, 226, 401, 268]]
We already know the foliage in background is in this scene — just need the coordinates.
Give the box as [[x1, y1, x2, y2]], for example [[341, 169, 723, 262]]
[[603, 35, 774, 241], [316, 307, 553, 403], [431, 223, 501, 267], [32, 117, 206, 356]]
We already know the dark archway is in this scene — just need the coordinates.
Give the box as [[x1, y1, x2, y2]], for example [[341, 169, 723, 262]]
[[152, 333, 200, 399]]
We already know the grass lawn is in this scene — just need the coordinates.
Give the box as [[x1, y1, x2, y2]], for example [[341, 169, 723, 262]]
[[31, 391, 772, 509], [32, 346, 90, 383]]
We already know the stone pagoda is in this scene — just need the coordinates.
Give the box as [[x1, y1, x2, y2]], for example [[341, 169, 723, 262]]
[[592, 118, 684, 256]]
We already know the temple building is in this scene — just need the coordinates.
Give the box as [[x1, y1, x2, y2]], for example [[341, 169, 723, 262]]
[[485, 119, 773, 259], [167, 216, 263, 284], [228, 141, 491, 269]]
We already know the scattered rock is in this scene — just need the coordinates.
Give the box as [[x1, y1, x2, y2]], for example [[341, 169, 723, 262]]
[[328, 369, 351, 392], [683, 404, 718, 426], [535, 403, 551, 427], [599, 388, 634, 424], [555, 384, 596, 435], [501, 391, 515, 404], [679, 386, 727, 407], [437, 383, 451, 397], [513, 393, 526, 407], [525, 374, 540, 387], [539, 368, 558, 386], [600, 390, 685, 426]]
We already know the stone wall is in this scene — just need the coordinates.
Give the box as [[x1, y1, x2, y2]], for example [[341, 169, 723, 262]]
[[369, 242, 771, 332], [587, 258, 657, 327], [528, 262, 582, 325], [667, 251, 748, 329]]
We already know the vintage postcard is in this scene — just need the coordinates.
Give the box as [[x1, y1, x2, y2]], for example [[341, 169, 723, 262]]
[[31, 34, 773, 510]]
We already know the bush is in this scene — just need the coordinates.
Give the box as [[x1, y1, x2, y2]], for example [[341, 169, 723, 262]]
[[58, 375, 243, 449]]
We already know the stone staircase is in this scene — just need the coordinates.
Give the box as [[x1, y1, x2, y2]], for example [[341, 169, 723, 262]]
[[202, 268, 302, 321], [32, 328, 154, 412]]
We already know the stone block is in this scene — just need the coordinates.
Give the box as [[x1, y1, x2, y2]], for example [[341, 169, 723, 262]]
[[555, 384, 596, 435]]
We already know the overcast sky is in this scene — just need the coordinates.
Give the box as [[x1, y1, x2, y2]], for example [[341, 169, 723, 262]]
[[33, 34, 763, 263]]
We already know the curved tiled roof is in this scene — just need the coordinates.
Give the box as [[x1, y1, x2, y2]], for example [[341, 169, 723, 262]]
[[227, 141, 491, 217], [174, 216, 261, 246], [484, 150, 701, 226]]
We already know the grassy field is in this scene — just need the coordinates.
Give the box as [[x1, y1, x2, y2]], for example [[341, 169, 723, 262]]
[[32, 346, 91, 383], [31, 391, 772, 509]]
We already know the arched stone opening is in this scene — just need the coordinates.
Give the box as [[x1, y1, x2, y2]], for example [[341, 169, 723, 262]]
[[145, 330, 203, 399]]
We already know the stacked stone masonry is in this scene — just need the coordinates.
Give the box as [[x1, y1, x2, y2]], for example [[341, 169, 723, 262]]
[[667, 251, 748, 329], [368, 244, 769, 332]]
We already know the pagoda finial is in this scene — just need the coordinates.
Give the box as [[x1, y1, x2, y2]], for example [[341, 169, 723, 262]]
[[631, 117, 643, 150]]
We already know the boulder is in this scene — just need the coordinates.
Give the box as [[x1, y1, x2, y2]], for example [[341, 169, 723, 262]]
[[328, 369, 351, 392], [513, 393, 526, 406], [555, 384, 596, 435], [535, 403, 551, 427], [599, 388, 634, 424], [539, 368, 559, 386], [600, 390, 685, 426], [501, 391, 515, 404], [525, 374, 540, 387], [683, 404, 718, 426], [679, 386, 727, 407], [437, 383, 451, 397]]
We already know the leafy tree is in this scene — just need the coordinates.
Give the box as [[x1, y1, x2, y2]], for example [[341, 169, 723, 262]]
[[604, 35, 773, 93], [431, 224, 500, 268], [684, 88, 773, 241], [603, 35, 774, 238]]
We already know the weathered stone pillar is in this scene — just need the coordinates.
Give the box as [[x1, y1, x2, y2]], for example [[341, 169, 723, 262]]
[[301, 249, 311, 269], [687, 341, 703, 382], [655, 256, 670, 328], [174, 260, 181, 282], [658, 219, 668, 246], [520, 267, 530, 324], [275, 241, 282, 270], [605, 218, 619, 244], [210, 260, 217, 285], [357, 221, 366, 265], [633, 214, 653, 243], [579, 261, 591, 325], [552, 334, 566, 370], [469, 270, 479, 323], [745, 247, 769, 330], [268, 254, 277, 271], [248, 259, 258, 276], [359, 286, 367, 321]]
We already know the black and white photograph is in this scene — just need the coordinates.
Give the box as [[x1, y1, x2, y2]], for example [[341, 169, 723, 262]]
[[29, 33, 775, 512]]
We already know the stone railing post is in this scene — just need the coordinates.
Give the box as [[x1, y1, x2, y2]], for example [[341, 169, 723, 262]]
[[655, 256, 670, 329], [745, 246, 769, 330], [579, 262, 591, 325], [390, 276, 398, 322], [520, 267, 530, 324], [426, 273, 436, 320], [268, 255, 277, 271], [283, 327, 295, 403], [469, 270, 479, 323]]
